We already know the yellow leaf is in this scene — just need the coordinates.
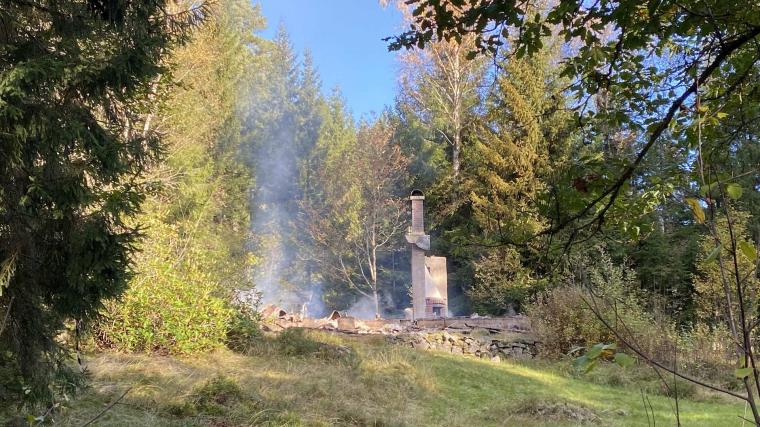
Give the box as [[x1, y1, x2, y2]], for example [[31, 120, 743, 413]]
[[686, 198, 705, 223], [738, 241, 757, 262]]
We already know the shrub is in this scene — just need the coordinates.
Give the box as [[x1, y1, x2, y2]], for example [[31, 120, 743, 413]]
[[527, 286, 619, 358], [528, 247, 737, 394], [469, 247, 545, 315], [526, 248, 656, 358], [677, 324, 736, 389], [95, 261, 235, 354], [225, 307, 262, 353]]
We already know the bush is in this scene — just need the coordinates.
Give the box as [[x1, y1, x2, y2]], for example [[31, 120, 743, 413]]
[[225, 307, 262, 353], [526, 248, 658, 358], [677, 324, 737, 389], [95, 263, 235, 354], [469, 247, 546, 315], [528, 247, 737, 394], [527, 286, 619, 357]]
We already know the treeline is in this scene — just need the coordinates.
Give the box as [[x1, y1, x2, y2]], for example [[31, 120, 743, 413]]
[[390, 9, 760, 324], [241, 2, 760, 330]]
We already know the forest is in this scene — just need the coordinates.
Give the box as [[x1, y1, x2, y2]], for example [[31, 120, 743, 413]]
[[1, 0, 759, 425]]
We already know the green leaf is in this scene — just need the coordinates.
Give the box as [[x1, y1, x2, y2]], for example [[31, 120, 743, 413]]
[[574, 354, 598, 373], [700, 182, 717, 196], [738, 241, 757, 262], [705, 245, 721, 263], [716, 112, 728, 119], [573, 354, 589, 369], [614, 353, 635, 368], [628, 225, 640, 240], [726, 183, 743, 200], [735, 367, 753, 378], [685, 198, 705, 223], [586, 343, 605, 359]]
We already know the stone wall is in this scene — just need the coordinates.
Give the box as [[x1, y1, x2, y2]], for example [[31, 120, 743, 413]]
[[387, 330, 538, 361], [399, 316, 531, 332]]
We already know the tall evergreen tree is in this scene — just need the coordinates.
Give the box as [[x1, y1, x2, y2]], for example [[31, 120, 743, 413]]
[[246, 26, 325, 310], [0, 0, 203, 396], [465, 48, 573, 313]]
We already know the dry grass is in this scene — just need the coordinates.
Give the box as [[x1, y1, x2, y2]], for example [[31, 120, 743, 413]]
[[11, 330, 745, 426]]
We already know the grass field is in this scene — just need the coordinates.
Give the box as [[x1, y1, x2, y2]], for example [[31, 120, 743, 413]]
[[13, 330, 746, 426]]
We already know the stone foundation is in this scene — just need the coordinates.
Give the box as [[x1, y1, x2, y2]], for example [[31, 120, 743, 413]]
[[387, 329, 538, 360]]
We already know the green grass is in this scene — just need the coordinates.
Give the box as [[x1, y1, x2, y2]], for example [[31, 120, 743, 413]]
[[15, 331, 746, 426]]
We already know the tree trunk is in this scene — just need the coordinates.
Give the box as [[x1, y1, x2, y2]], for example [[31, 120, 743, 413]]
[[373, 289, 380, 319], [452, 129, 461, 179]]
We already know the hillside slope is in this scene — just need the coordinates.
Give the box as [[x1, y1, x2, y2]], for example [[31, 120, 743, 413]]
[[42, 331, 742, 426]]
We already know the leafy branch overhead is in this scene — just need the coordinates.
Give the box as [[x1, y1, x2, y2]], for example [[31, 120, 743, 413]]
[[389, 0, 760, 237]]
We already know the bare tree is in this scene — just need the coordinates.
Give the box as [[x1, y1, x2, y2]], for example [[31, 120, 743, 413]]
[[305, 121, 408, 317], [397, 2, 488, 180]]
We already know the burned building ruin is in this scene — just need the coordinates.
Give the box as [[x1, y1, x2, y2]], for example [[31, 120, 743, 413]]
[[406, 190, 448, 319]]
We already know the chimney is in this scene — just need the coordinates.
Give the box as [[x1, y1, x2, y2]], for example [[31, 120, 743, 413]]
[[410, 189, 424, 233], [406, 189, 448, 320]]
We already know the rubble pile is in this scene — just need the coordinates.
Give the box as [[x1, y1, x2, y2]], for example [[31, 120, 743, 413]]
[[258, 304, 403, 334], [257, 303, 538, 361]]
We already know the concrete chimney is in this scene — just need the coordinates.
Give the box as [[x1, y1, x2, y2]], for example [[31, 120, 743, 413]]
[[410, 189, 424, 233], [405, 189, 448, 320]]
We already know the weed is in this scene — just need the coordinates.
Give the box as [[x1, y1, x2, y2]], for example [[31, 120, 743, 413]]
[[190, 376, 243, 416], [513, 399, 599, 424]]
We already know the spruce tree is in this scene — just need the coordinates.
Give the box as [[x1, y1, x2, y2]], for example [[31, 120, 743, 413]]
[[0, 0, 201, 397], [466, 48, 572, 312]]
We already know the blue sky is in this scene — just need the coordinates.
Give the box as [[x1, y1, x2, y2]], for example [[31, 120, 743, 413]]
[[257, 0, 404, 119]]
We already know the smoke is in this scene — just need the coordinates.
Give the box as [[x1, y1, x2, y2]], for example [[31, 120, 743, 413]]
[[250, 119, 303, 311], [347, 296, 378, 320], [302, 282, 327, 318]]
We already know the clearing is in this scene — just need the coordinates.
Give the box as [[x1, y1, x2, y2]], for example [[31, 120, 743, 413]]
[[38, 331, 744, 426]]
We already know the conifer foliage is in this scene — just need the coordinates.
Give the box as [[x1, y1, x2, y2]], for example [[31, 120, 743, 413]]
[[0, 0, 201, 397]]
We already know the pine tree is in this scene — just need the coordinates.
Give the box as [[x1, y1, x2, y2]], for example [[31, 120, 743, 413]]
[[246, 26, 326, 309]]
